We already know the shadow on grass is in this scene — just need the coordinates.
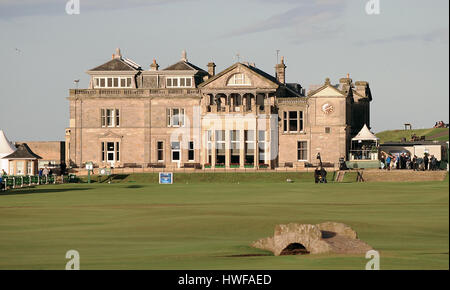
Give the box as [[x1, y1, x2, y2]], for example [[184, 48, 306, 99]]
[[125, 185, 145, 189], [0, 187, 93, 196]]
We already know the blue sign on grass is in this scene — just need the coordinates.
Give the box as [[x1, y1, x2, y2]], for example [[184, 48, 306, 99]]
[[159, 172, 173, 184]]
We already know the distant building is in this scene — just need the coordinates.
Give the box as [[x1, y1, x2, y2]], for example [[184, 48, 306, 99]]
[[66, 49, 373, 169], [3, 143, 41, 175], [380, 141, 448, 161], [14, 141, 65, 169]]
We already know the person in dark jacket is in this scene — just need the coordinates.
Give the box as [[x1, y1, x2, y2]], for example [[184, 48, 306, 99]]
[[430, 155, 437, 171], [314, 168, 321, 183], [423, 154, 429, 171], [412, 155, 418, 171]]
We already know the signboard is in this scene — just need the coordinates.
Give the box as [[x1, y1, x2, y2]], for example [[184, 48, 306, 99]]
[[99, 168, 111, 176], [159, 172, 173, 184], [85, 162, 93, 171]]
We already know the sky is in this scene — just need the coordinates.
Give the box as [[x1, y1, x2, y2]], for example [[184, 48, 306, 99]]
[[0, 0, 448, 141]]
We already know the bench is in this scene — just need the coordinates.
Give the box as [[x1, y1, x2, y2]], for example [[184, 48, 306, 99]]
[[147, 163, 165, 168], [182, 163, 202, 169]]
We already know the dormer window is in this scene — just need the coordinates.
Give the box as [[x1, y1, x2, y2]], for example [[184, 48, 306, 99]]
[[227, 73, 251, 86], [166, 77, 192, 88], [94, 77, 132, 88]]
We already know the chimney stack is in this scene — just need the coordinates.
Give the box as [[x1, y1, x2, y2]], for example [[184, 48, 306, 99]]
[[150, 58, 159, 71], [181, 50, 187, 62], [113, 48, 122, 59], [207, 62, 216, 77], [275, 56, 286, 84]]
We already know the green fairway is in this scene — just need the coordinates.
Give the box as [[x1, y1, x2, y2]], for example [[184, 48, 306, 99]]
[[0, 179, 448, 269]]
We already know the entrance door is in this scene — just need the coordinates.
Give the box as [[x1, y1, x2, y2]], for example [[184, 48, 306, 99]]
[[106, 142, 116, 167]]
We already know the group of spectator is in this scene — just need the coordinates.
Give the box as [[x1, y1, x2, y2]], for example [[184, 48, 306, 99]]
[[381, 152, 439, 171], [433, 121, 448, 128]]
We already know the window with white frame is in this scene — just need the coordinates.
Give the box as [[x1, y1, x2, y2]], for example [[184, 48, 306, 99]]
[[166, 108, 185, 127], [188, 141, 195, 161], [27, 162, 32, 175], [101, 142, 120, 163], [166, 77, 192, 88], [206, 130, 212, 164], [101, 109, 120, 127], [230, 130, 240, 164], [283, 111, 304, 133], [171, 141, 181, 162], [297, 141, 308, 161], [227, 73, 251, 86], [157, 141, 164, 162], [244, 130, 255, 165], [215, 130, 225, 164], [94, 77, 132, 88], [258, 130, 266, 164]]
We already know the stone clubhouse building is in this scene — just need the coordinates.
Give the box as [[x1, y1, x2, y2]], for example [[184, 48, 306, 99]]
[[65, 49, 373, 170]]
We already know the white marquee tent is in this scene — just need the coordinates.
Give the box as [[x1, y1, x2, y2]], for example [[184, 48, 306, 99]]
[[0, 130, 16, 173]]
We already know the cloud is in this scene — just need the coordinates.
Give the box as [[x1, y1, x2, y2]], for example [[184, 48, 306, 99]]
[[222, 0, 347, 42], [0, 0, 197, 19], [354, 28, 449, 46]]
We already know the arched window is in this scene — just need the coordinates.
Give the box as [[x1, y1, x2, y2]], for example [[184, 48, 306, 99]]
[[227, 73, 251, 86]]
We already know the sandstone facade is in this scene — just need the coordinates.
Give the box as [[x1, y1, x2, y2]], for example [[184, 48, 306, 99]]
[[66, 49, 372, 170]]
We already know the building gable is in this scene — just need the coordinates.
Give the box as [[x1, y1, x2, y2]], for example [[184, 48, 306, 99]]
[[199, 63, 279, 89]]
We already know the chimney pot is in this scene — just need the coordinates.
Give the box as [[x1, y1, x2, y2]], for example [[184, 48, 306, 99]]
[[150, 58, 159, 71], [207, 62, 216, 76], [275, 56, 286, 84]]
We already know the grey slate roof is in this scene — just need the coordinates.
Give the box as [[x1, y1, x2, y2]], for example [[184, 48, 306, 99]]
[[163, 61, 207, 74], [89, 58, 140, 71], [3, 143, 41, 160]]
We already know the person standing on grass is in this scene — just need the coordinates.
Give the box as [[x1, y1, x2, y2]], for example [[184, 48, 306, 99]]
[[430, 155, 437, 171], [43, 167, 49, 177], [386, 155, 391, 170], [412, 155, 418, 171], [424, 154, 429, 171]]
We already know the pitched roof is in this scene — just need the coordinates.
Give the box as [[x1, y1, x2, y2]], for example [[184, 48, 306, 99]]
[[307, 80, 347, 97], [0, 130, 16, 156], [199, 62, 280, 88], [352, 124, 379, 141], [89, 57, 141, 72], [163, 61, 207, 73], [3, 143, 41, 160], [244, 64, 281, 85]]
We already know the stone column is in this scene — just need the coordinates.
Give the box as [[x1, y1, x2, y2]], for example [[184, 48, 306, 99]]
[[265, 119, 270, 167], [239, 129, 245, 168], [211, 130, 216, 167], [251, 96, 256, 113], [254, 123, 259, 169], [225, 129, 230, 168]]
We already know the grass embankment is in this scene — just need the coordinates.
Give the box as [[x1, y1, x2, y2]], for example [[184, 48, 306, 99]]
[[376, 128, 448, 143], [0, 179, 448, 270], [84, 172, 316, 184]]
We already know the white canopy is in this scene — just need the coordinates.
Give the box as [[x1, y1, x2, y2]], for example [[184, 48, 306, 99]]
[[0, 130, 15, 156], [352, 124, 379, 141], [0, 130, 16, 173]]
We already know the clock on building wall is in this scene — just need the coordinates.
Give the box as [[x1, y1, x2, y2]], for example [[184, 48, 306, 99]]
[[321, 103, 334, 114]]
